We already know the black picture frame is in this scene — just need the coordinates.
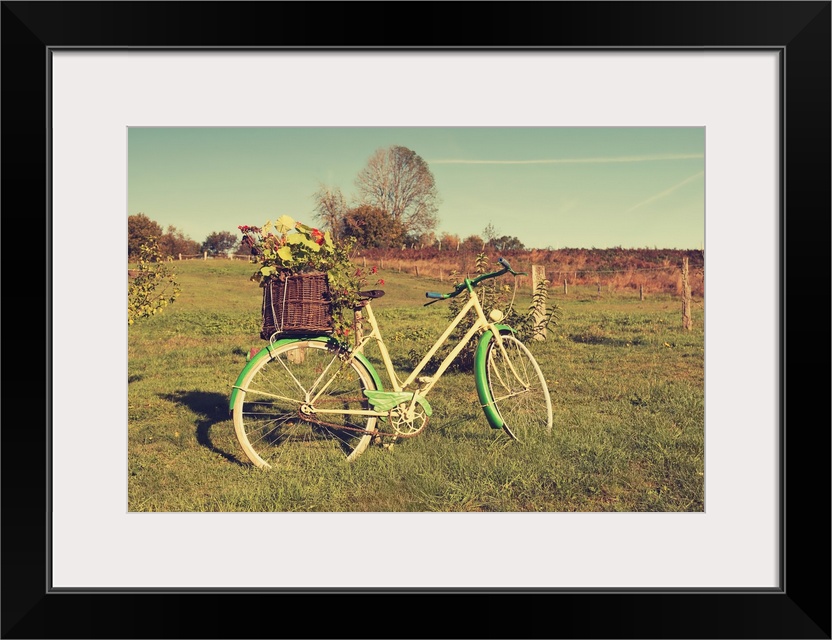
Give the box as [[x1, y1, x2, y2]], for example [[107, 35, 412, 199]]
[[2, 2, 829, 638]]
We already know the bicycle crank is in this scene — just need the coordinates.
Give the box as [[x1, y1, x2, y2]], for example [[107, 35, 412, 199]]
[[389, 404, 429, 437], [295, 402, 428, 439]]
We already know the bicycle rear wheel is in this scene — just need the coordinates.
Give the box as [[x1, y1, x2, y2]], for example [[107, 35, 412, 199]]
[[232, 340, 378, 469], [484, 334, 552, 443]]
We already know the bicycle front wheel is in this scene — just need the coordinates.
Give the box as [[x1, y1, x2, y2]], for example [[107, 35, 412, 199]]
[[485, 334, 552, 443], [232, 340, 378, 469]]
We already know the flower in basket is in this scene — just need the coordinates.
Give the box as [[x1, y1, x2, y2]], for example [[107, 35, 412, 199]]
[[239, 215, 379, 340]]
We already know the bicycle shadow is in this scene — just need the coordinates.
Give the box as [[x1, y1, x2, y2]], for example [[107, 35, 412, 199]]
[[161, 390, 246, 466]]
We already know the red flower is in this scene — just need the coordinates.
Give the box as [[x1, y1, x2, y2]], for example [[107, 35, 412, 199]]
[[371, 266, 378, 274], [311, 228, 325, 245], [376, 279, 385, 286]]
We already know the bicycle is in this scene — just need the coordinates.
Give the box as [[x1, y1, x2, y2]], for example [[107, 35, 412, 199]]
[[229, 257, 553, 469]]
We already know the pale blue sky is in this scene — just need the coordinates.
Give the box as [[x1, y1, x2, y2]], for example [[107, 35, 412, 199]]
[[128, 127, 704, 249]]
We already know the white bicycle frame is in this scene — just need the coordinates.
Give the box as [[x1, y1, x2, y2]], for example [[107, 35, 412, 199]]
[[308, 283, 518, 420]]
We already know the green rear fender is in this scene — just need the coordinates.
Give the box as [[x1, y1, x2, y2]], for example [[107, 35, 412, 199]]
[[228, 337, 383, 413], [475, 324, 515, 429]]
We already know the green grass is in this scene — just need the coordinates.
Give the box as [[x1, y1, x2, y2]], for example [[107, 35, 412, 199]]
[[128, 258, 704, 512]]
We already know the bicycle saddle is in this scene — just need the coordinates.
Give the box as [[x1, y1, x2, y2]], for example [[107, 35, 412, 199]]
[[358, 290, 385, 299]]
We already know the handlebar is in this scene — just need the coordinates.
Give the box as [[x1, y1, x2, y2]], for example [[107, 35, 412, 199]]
[[424, 257, 527, 305], [497, 257, 520, 275]]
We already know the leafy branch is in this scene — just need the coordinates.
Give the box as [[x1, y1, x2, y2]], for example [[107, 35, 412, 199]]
[[128, 237, 181, 325]]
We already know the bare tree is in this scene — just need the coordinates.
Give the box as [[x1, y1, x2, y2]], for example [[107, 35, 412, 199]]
[[482, 222, 498, 244], [313, 185, 347, 238], [355, 145, 439, 238]]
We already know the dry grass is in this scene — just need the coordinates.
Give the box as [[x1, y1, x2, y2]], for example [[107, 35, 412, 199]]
[[355, 247, 704, 297]]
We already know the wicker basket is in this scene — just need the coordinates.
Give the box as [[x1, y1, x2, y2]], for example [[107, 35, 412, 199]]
[[260, 271, 333, 339]]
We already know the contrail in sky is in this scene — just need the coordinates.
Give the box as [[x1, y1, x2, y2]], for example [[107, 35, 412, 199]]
[[430, 154, 703, 165], [624, 171, 705, 214]]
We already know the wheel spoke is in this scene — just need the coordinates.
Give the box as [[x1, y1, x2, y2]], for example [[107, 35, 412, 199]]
[[233, 341, 378, 468], [485, 335, 553, 443], [237, 386, 303, 404]]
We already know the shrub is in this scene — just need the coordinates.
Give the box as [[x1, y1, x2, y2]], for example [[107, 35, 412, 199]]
[[128, 237, 181, 325]]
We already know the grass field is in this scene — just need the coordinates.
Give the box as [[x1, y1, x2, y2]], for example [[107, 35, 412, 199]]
[[128, 258, 704, 512]]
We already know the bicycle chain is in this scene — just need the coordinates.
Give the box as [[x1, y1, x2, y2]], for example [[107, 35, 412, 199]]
[[296, 401, 429, 439]]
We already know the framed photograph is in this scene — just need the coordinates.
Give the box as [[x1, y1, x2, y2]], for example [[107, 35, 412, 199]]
[[3, 2, 829, 638]]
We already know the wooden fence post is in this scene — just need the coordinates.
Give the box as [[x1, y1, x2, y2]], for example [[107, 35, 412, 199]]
[[640, 284, 644, 301], [563, 279, 568, 295], [178, 253, 182, 261], [681, 257, 692, 330], [203, 251, 208, 261], [531, 265, 547, 341]]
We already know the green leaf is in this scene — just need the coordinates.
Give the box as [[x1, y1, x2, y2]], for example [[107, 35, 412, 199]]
[[324, 231, 333, 247], [275, 215, 295, 234], [277, 246, 293, 262], [287, 233, 304, 245], [301, 237, 321, 252]]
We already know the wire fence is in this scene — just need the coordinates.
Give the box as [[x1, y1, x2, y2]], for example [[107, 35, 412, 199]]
[[167, 250, 703, 294], [134, 250, 702, 331]]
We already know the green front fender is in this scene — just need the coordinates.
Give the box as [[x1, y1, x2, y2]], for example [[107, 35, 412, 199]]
[[474, 324, 516, 429], [228, 337, 383, 413]]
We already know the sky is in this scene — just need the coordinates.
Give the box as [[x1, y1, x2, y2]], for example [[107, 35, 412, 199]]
[[128, 127, 704, 250]]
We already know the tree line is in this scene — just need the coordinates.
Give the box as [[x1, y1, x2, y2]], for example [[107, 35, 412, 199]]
[[128, 144, 525, 259], [128, 213, 238, 259]]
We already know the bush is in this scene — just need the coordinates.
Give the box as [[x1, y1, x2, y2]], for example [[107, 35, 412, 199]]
[[128, 237, 181, 325]]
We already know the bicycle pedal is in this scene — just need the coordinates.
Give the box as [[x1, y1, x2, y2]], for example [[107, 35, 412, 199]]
[[417, 376, 433, 384]]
